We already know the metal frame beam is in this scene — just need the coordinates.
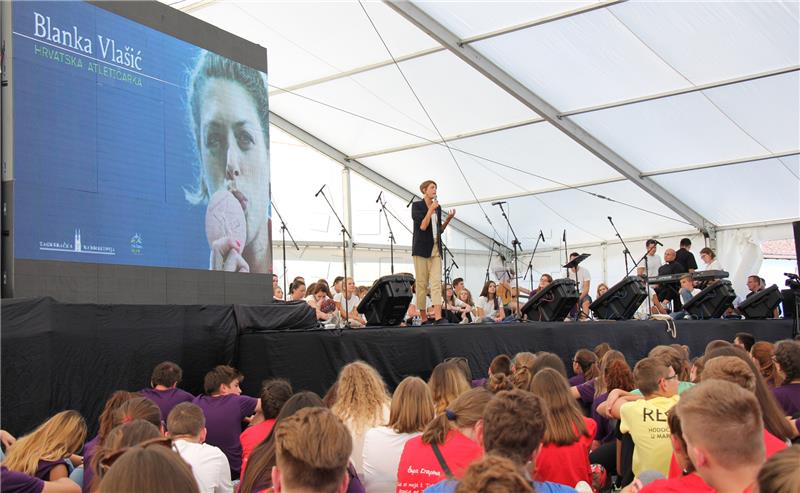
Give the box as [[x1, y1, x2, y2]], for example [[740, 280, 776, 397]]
[[348, 117, 544, 160], [266, 1, 624, 97], [348, 65, 798, 159], [269, 112, 507, 255], [442, 150, 799, 207], [385, 0, 715, 234]]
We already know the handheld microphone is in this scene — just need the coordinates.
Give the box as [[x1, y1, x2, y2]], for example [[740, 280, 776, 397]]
[[314, 184, 326, 197], [607, 216, 613, 224], [375, 191, 382, 203], [539, 230, 545, 242], [491, 201, 507, 206]]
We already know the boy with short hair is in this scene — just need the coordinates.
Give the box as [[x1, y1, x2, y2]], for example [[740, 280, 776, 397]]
[[168, 402, 232, 493], [674, 380, 765, 493], [140, 361, 195, 421], [607, 358, 680, 477], [193, 365, 261, 479], [271, 407, 352, 493]]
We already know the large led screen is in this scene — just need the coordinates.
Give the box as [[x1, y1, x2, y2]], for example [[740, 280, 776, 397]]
[[11, 1, 271, 274]]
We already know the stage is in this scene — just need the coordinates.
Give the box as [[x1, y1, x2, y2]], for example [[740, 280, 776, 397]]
[[2, 297, 794, 436]]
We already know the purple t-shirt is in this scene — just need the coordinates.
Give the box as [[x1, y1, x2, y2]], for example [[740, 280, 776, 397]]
[[34, 459, 67, 481], [140, 387, 194, 424], [1, 467, 44, 493], [772, 382, 800, 417], [590, 392, 615, 444], [193, 393, 258, 477], [576, 378, 596, 405], [569, 374, 585, 386], [81, 435, 99, 493]]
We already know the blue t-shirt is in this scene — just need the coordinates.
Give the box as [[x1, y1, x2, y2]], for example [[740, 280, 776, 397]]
[[424, 479, 577, 493]]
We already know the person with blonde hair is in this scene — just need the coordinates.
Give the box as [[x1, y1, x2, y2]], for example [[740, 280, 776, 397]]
[[98, 442, 199, 493], [429, 361, 471, 415], [334, 277, 364, 326], [757, 446, 800, 493], [395, 388, 491, 493], [2, 410, 86, 482], [362, 377, 435, 493], [331, 361, 390, 476], [90, 420, 163, 489], [511, 352, 537, 391], [271, 407, 353, 493], [531, 369, 595, 488]]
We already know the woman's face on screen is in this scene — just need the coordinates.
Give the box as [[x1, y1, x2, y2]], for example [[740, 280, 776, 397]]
[[199, 78, 269, 245]]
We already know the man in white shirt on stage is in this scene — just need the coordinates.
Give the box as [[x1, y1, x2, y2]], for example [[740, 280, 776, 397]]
[[567, 252, 591, 321]]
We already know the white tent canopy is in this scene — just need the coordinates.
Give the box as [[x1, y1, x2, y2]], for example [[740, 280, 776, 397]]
[[165, 0, 799, 291]]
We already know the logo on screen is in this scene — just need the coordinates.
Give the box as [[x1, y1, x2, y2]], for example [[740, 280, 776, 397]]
[[38, 229, 116, 256], [130, 234, 143, 255]]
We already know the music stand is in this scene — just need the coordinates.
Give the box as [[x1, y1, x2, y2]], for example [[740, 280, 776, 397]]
[[564, 253, 591, 319]]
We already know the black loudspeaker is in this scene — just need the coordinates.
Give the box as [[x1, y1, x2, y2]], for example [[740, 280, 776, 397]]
[[683, 280, 736, 319], [589, 276, 647, 320], [357, 273, 414, 326], [781, 289, 798, 319], [737, 285, 782, 319], [521, 278, 579, 322]]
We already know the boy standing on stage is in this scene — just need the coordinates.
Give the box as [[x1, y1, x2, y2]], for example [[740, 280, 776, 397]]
[[411, 180, 455, 325]]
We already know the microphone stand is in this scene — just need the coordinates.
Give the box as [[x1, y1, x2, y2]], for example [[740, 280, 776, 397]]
[[317, 187, 353, 328], [608, 217, 637, 276], [443, 241, 459, 318], [485, 240, 495, 284], [495, 202, 521, 318], [271, 200, 299, 300], [377, 193, 396, 274], [563, 230, 569, 279], [523, 231, 544, 293]]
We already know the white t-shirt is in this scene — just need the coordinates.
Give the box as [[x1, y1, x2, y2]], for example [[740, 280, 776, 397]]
[[569, 266, 591, 294], [173, 439, 232, 493], [362, 427, 421, 493], [334, 292, 360, 312], [701, 259, 723, 271], [343, 404, 390, 477], [478, 296, 502, 318], [641, 254, 663, 277]]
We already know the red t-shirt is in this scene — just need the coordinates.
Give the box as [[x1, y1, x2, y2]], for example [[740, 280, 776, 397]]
[[667, 429, 787, 478], [239, 418, 276, 480], [640, 473, 714, 493], [395, 429, 482, 493], [534, 417, 596, 487]]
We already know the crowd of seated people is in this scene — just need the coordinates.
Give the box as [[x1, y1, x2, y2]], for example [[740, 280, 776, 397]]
[[3, 333, 800, 493]]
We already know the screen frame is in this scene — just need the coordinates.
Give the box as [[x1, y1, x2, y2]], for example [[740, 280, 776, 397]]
[[1, 0, 272, 303]]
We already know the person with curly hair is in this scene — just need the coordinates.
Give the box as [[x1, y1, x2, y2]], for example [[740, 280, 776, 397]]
[[771, 340, 800, 416], [331, 362, 390, 476]]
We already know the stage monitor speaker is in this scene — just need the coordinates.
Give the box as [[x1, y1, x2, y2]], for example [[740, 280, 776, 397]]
[[683, 280, 736, 319], [737, 285, 781, 319], [589, 276, 647, 320], [357, 273, 414, 326], [521, 278, 579, 322]]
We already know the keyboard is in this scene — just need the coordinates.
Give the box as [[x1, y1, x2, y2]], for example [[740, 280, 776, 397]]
[[647, 270, 728, 284]]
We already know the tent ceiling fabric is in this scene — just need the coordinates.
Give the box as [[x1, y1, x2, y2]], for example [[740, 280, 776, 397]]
[[175, 0, 800, 247]]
